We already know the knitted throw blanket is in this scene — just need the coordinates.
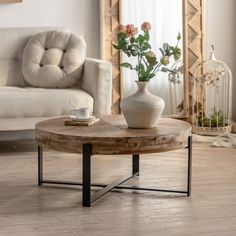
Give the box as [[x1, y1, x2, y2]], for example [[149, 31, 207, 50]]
[[193, 133, 236, 148]]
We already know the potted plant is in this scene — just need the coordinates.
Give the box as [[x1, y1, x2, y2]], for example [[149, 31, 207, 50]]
[[113, 22, 181, 128]]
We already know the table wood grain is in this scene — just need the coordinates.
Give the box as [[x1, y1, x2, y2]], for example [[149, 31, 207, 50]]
[[35, 115, 192, 155]]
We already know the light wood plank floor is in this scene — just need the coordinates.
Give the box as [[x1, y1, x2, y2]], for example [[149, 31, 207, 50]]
[[0, 141, 236, 236]]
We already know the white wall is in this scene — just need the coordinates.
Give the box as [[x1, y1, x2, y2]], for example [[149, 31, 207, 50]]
[[0, 0, 100, 58], [205, 0, 236, 121]]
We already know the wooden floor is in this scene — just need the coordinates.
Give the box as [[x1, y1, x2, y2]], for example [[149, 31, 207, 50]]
[[0, 141, 236, 236]]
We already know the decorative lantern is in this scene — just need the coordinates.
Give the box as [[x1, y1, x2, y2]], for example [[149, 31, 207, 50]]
[[192, 46, 232, 136]]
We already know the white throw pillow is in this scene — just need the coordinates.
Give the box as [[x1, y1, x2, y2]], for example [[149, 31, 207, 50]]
[[22, 30, 86, 88]]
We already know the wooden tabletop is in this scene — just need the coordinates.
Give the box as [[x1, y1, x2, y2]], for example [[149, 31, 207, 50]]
[[35, 115, 192, 155]]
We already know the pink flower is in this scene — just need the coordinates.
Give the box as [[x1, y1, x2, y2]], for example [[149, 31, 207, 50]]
[[118, 24, 126, 33], [126, 24, 138, 37], [141, 22, 151, 32]]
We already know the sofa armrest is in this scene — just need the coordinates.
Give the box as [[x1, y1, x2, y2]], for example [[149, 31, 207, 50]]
[[81, 58, 112, 115]]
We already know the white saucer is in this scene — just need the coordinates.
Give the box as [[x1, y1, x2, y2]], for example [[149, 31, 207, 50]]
[[70, 115, 96, 122]]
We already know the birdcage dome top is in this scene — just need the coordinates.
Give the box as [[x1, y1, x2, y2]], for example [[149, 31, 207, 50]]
[[194, 45, 232, 88]]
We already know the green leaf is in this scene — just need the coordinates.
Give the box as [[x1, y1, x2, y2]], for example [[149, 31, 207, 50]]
[[138, 63, 156, 81], [174, 52, 181, 61], [132, 43, 140, 49], [130, 37, 135, 44], [127, 45, 132, 50], [143, 32, 150, 41], [148, 73, 156, 79], [138, 63, 147, 80], [113, 44, 120, 50], [147, 64, 154, 72], [163, 43, 169, 52], [126, 52, 131, 57], [120, 62, 133, 69], [142, 42, 151, 51], [118, 39, 127, 50], [138, 63, 145, 74], [118, 32, 127, 40], [135, 34, 145, 43], [131, 50, 139, 56], [159, 48, 165, 56], [174, 47, 181, 54]]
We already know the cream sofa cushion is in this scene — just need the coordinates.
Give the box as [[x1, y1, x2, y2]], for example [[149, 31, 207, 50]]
[[0, 27, 68, 87], [22, 30, 86, 88], [0, 86, 93, 118]]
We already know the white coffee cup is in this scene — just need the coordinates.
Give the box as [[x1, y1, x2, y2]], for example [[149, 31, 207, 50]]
[[72, 107, 90, 118]]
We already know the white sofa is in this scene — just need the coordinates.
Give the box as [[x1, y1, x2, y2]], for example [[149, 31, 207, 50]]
[[0, 27, 112, 140]]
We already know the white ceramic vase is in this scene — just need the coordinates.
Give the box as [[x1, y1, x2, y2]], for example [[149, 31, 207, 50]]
[[120, 81, 165, 128]]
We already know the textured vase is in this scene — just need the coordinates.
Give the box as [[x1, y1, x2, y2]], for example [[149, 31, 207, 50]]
[[120, 81, 165, 128]]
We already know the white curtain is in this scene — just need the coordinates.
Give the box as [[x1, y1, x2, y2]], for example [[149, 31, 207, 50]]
[[121, 0, 183, 115]]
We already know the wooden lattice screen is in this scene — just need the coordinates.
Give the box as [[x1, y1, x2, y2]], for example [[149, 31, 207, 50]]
[[100, 0, 204, 116]]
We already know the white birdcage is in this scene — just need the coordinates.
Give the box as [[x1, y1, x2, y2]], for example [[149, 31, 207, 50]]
[[192, 46, 232, 136]]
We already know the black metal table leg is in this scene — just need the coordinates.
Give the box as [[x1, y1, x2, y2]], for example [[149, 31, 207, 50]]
[[187, 136, 192, 196], [38, 146, 43, 186], [82, 144, 92, 207], [132, 154, 139, 176]]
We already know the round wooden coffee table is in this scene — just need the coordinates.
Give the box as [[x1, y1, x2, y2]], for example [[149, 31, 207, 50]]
[[36, 115, 192, 207]]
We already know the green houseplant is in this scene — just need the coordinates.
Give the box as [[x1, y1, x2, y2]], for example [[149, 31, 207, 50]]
[[198, 108, 227, 127], [113, 22, 182, 128]]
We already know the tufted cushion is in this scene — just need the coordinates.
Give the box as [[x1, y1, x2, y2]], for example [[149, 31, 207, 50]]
[[22, 30, 86, 88]]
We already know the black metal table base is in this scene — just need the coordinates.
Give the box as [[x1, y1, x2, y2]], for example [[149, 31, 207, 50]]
[[38, 136, 192, 207]]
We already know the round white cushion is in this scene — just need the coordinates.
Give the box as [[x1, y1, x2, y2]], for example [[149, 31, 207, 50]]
[[22, 30, 86, 88]]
